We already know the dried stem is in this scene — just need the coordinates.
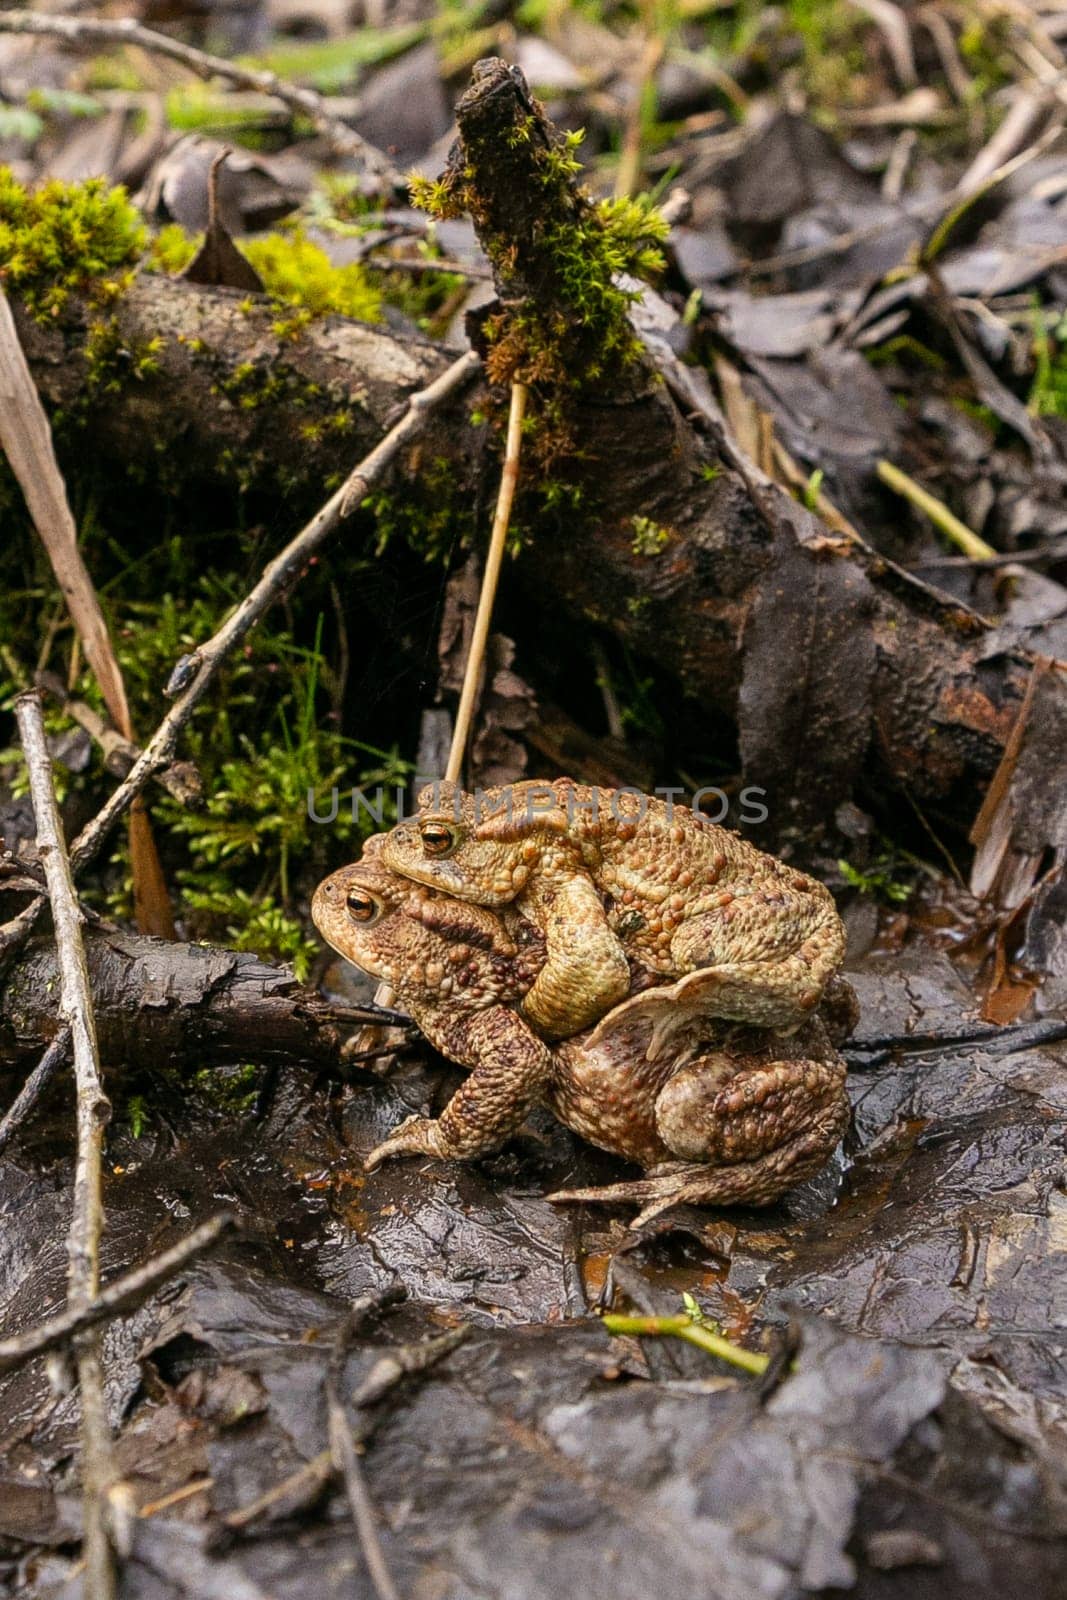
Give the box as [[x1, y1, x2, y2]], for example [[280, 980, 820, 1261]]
[[326, 1295, 409, 1600], [876, 459, 996, 560], [36, 670, 202, 807], [0, 1022, 70, 1158], [0, 1212, 237, 1377], [14, 691, 117, 1600], [446, 381, 528, 783], [0, 10, 396, 178], [0, 351, 482, 961]]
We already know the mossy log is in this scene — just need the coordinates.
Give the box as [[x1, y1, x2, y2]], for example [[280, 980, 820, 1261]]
[[12, 60, 1066, 874]]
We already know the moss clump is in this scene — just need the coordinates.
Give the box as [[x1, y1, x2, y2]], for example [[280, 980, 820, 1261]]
[[150, 222, 381, 325], [630, 515, 671, 555], [410, 125, 667, 394], [150, 222, 199, 275], [83, 316, 163, 393], [0, 168, 145, 317], [243, 228, 381, 322]]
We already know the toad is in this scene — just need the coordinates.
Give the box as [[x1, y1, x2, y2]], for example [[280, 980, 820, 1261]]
[[379, 779, 845, 1040], [312, 849, 853, 1225]]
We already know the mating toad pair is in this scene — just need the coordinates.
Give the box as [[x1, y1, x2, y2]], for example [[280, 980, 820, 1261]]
[[313, 779, 854, 1224]]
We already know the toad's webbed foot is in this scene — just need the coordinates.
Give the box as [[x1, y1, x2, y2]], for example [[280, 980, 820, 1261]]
[[365, 1115, 446, 1170], [547, 1118, 846, 1230]]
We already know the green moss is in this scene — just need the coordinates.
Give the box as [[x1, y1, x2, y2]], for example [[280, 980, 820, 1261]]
[[0, 168, 145, 317], [1029, 307, 1067, 419], [410, 127, 667, 395], [367, 455, 476, 562], [150, 221, 381, 324], [150, 222, 198, 275], [243, 228, 381, 322], [83, 317, 163, 393], [630, 514, 671, 555]]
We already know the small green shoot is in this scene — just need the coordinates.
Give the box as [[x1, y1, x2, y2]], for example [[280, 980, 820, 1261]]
[[602, 1293, 770, 1376]]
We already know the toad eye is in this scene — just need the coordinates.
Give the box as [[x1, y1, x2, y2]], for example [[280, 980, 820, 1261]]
[[346, 889, 381, 924], [419, 821, 458, 857]]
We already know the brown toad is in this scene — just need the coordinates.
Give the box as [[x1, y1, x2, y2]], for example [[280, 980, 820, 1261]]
[[379, 779, 845, 1040], [311, 850, 853, 1225]]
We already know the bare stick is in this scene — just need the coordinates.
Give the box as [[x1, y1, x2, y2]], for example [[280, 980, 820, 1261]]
[[0, 1022, 70, 1158], [0, 1211, 236, 1377], [0, 10, 396, 178], [223, 1450, 334, 1530], [326, 1302, 405, 1600], [14, 691, 117, 1600], [446, 381, 528, 783], [36, 670, 202, 807], [349, 1326, 470, 1408]]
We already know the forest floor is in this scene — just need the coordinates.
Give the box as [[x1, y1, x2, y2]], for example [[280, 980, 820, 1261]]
[[1, 1, 1066, 1596]]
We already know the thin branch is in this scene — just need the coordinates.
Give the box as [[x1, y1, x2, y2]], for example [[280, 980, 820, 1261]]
[[349, 1326, 470, 1408], [223, 1450, 335, 1531], [326, 1306, 404, 1600], [0, 1211, 237, 1377], [0, 351, 481, 965], [446, 381, 528, 783], [14, 690, 117, 1600], [367, 251, 493, 282], [0, 11, 397, 178], [0, 1023, 70, 1159], [36, 670, 203, 807]]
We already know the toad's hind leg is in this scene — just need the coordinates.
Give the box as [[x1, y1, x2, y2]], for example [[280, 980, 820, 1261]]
[[655, 1053, 847, 1164], [547, 1054, 849, 1227], [668, 888, 845, 1028]]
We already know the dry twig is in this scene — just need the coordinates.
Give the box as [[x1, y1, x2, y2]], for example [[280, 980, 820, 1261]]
[[0, 1022, 70, 1159], [14, 691, 118, 1600], [326, 1296, 408, 1600], [0, 1211, 237, 1377], [446, 381, 529, 783], [0, 10, 397, 178]]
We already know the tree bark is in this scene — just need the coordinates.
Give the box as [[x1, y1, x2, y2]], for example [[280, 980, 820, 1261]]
[[12, 70, 1066, 869], [0, 929, 383, 1072]]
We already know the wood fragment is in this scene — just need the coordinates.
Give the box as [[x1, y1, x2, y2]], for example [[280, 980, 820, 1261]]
[[0, 1023, 70, 1159], [14, 690, 118, 1600]]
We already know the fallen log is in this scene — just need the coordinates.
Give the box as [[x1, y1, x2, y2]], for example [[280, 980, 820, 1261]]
[[0, 928, 400, 1074], [11, 62, 1066, 877]]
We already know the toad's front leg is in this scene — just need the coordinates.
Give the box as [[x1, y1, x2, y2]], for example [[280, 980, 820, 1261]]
[[519, 870, 630, 1037], [364, 1007, 554, 1169]]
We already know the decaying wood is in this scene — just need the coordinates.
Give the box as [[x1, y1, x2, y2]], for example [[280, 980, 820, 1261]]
[[0, 928, 408, 1076], [10, 61, 1067, 866]]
